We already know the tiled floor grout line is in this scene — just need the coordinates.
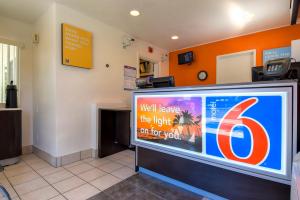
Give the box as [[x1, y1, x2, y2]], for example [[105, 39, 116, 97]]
[[28, 157, 102, 199], [3, 151, 135, 200], [81, 154, 138, 194], [36, 159, 102, 199], [22, 157, 91, 199], [58, 155, 134, 197], [3, 158, 56, 199], [22, 156, 92, 199], [21, 158, 65, 200], [53, 175, 87, 194], [68, 153, 135, 199], [78, 157, 127, 186], [92, 157, 135, 181], [61, 161, 103, 197], [2, 167, 22, 200], [3, 159, 50, 199]]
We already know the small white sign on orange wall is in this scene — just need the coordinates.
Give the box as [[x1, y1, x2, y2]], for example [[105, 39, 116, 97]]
[[292, 39, 300, 61]]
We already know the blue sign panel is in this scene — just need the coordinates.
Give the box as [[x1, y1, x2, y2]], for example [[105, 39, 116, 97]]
[[205, 95, 284, 173], [263, 47, 291, 64]]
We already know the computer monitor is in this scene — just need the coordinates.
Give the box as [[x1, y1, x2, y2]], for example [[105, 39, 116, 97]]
[[252, 66, 264, 82], [178, 51, 193, 65], [152, 76, 175, 88]]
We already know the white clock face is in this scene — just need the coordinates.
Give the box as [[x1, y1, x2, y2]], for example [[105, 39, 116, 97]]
[[198, 71, 207, 80]]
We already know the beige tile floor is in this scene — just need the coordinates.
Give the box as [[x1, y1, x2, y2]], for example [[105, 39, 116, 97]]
[[0, 150, 136, 200]]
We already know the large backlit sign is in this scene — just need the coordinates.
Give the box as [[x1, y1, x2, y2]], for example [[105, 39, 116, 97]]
[[205, 95, 286, 175], [133, 88, 293, 182], [136, 96, 203, 154]]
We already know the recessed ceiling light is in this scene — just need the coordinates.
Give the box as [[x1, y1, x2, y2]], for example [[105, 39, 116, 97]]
[[171, 35, 179, 40], [229, 3, 254, 28], [130, 10, 140, 16]]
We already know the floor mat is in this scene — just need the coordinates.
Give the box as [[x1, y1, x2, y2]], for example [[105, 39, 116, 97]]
[[89, 173, 207, 200]]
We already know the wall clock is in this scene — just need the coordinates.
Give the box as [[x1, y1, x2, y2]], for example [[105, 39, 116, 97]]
[[197, 71, 208, 81]]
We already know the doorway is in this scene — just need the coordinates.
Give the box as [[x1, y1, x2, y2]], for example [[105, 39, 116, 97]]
[[216, 50, 256, 84]]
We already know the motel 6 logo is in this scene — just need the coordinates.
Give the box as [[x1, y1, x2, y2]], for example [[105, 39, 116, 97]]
[[206, 96, 282, 171]]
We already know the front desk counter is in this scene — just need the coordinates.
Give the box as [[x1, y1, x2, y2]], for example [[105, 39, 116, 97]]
[[131, 80, 299, 200]]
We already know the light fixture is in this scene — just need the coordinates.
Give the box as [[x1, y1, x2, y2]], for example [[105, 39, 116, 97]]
[[229, 3, 254, 28], [171, 35, 179, 40], [130, 10, 140, 16]]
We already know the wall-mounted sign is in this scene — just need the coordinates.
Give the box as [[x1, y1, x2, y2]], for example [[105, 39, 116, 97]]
[[263, 47, 291, 64], [62, 23, 92, 69], [133, 87, 292, 182], [124, 65, 136, 90]]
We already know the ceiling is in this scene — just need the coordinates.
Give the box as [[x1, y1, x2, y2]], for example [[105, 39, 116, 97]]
[[0, 0, 292, 51], [0, 0, 53, 23]]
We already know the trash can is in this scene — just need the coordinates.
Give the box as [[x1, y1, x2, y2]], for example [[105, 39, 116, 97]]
[[5, 81, 17, 108]]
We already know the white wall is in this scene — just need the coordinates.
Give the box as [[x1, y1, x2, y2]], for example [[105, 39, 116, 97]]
[[32, 4, 58, 156], [0, 16, 33, 148], [292, 39, 300, 61], [32, 3, 169, 157], [55, 4, 168, 156]]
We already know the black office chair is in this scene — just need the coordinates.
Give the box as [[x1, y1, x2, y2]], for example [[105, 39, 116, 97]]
[[0, 166, 12, 200], [0, 186, 11, 200]]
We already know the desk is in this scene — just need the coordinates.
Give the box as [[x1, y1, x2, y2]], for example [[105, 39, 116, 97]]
[[132, 80, 298, 200]]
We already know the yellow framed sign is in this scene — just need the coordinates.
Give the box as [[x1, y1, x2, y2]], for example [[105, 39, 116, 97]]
[[62, 23, 92, 69]]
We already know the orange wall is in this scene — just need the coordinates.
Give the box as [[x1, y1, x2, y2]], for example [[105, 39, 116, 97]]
[[169, 24, 300, 86]]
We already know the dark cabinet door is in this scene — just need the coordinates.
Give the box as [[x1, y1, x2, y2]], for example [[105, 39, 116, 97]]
[[115, 111, 130, 146], [0, 110, 22, 160], [98, 109, 131, 158]]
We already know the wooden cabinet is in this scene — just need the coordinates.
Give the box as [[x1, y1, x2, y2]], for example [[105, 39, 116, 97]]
[[98, 109, 131, 158], [0, 110, 22, 161]]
